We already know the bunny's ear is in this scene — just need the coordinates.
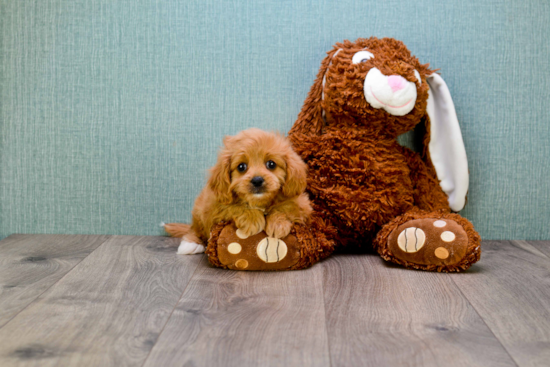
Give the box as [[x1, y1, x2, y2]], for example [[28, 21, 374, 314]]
[[288, 48, 340, 139], [426, 73, 469, 212]]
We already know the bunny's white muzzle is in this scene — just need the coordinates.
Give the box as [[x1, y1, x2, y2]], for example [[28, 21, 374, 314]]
[[364, 68, 417, 116]]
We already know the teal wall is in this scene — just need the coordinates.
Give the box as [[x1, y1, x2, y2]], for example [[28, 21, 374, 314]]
[[1, 0, 549, 240]]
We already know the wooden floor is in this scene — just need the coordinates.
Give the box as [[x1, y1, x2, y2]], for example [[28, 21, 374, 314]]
[[0, 235, 549, 367]]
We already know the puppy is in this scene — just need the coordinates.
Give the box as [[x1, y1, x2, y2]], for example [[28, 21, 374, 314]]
[[165, 128, 312, 255]]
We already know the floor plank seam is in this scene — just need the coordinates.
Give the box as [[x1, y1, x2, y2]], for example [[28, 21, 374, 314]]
[[139, 254, 205, 367], [447, 273, 521, 367], [0, 235, 113, 331], [320, 261, 334, 367], [514, 240, 550, 260]]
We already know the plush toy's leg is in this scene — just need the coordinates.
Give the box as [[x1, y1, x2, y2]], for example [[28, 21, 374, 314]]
[[373, 210, 481, 272], [206, 215, 336, 271]]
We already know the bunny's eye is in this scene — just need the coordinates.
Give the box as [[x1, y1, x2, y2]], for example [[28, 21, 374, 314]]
[[352, 50, 375, 64], [414, 70, 422, 85]]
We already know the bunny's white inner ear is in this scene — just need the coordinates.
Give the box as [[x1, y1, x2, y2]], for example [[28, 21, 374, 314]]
[[321, 48, 342, 101], [426, 73, 469, 212], [321, 48, 342, 122]]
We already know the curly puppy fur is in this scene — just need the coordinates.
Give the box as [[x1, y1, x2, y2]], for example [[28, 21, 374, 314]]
[[288, 37, 481, 271], [166, 128, 312, 250]]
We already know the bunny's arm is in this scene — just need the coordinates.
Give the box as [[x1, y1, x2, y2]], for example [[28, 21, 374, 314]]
[[400, 146, 451, 212]]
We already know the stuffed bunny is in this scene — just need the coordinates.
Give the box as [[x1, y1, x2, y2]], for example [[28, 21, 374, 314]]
[[287, 37, 481, 271]]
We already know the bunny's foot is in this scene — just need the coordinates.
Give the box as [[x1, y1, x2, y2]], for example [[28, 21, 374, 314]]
[[206, 216, 336, 271], [374, 211, 481, 272], [211, 222, 301, 271]]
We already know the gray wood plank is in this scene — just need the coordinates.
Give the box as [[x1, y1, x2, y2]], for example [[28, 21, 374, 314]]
[[323, 254, 517, 367], [143, 257, 330, 367], [450, 240, 550, 367], [526, 240, 550, 258], [0, 234, 110, 328], [0, 235, 202, 367]]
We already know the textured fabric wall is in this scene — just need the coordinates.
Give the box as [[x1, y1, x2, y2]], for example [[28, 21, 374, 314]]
[[1, 0, 549, 240]]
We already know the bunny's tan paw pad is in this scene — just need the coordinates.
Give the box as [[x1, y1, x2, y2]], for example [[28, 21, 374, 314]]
[[215, 224, 301, 271], [388, 218, 469, 266]]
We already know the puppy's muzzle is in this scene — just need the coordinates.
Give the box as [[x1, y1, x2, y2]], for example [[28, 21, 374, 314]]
[[250, 176, 265, 193]]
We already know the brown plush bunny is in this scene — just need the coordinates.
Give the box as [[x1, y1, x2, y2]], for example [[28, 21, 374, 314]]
[[199, 37, 480, 272], [287, 37, 481, 271]]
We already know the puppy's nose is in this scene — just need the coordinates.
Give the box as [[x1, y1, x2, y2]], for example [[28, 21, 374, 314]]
[[251, 176, 265, 187]]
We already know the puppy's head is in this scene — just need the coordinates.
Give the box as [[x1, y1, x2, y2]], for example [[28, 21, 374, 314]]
[[208, 128, 307, 206]]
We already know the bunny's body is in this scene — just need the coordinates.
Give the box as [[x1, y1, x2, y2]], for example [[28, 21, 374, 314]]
[[297, 128, 448, 246]]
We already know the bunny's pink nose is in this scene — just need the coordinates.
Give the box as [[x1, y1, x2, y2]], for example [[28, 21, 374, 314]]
[[388, 75, 407, 92]]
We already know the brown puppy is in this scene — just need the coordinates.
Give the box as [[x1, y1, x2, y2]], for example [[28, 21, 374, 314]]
[[165, 128, 312, 255]]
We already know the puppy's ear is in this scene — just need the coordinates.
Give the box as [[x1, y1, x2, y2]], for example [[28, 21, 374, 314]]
[[208, 141, 233, 205], [282, 149, 308, 197]]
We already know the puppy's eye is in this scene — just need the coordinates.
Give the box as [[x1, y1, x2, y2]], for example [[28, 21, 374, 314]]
[[237, 163, 247, 172], [266, 160, 276, 170], [352, 50, 374, 64]]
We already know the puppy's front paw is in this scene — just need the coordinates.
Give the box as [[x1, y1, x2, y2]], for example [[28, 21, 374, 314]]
[[235, 210, 266, 238], [177, 240, 205, 255], [266, 213, 293, 239]]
